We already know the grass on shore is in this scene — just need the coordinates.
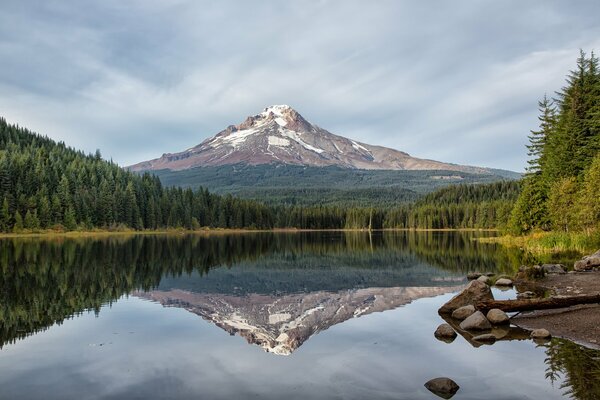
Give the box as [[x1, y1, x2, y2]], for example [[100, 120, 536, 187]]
[[480, 231, 600, 254]]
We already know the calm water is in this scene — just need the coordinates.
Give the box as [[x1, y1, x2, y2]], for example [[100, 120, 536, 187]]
[[0, 231, 598, 400]]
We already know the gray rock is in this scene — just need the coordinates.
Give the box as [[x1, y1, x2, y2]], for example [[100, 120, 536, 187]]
[[486, 309, 509, 325], [452, 305, 476, 320], [517, 291, 536, 300], [467, 272, 482, 280], [459, 311, 492, 331], [542, 264, 566, 274], [472, 333, 497, 344], [531, 328, 552, 339], [574, 250, 600, 271], [495, 278, 513, 286], [424, 377, 460, 399], [434, 324, 457, 341], [439, 280, 494, 314], [477, 275, 491, 285]]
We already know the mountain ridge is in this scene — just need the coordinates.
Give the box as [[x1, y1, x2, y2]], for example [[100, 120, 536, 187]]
[[129, 105, 496, 174]]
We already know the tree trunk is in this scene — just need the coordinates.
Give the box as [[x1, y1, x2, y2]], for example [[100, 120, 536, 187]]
[[476, 294, 600, 314]]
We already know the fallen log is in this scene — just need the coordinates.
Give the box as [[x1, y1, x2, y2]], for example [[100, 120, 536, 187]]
[[476, 294, 600, 314]]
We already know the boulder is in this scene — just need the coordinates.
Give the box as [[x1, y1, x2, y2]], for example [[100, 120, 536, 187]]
[[439, 280, 494, 314], [451, 305, 476, 320], [424, 377, 460, 399], [459, 311, 492, 331], [574, 250, 600, 271], [472, 333, 496, 344], [434, 324, 457, 341], [486, 309, 509, 325], [542, 264, 566, 274], [467, 272, 482, 280], [477, 275, 491, 285], [531, 328, 552, 339], [495, 278, 513, 287]]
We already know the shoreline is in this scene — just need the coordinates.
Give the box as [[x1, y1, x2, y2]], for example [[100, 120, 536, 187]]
[[0, 227, 497, 239], [512, 271, 600, 350]]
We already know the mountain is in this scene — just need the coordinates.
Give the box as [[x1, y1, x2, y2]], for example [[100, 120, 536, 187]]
[[129, 105, 492, 173]]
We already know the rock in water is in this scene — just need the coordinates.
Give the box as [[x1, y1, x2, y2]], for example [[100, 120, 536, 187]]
[[477, 275, 491, 285], [424, 377, 460, 399], [451, 305, 476, 321], [531, 329, 552, 339], [459, 311, 492, 330], [542, 264, 566, 274], [439, 280, 494, 314], [486, 309, 509, 324], [434, 324, 457, 342], [574, 250, 600, 271], [495, 278, 513, 287], [472, 333, 497, 344]]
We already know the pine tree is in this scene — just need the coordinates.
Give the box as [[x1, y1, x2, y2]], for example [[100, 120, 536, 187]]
[[13, 211, 23, 232], [0, 197, 10, 232]]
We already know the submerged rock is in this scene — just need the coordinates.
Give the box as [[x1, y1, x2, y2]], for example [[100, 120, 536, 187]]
[[424, 377, 460, 399], [472, 333, 496, 344], [531, 329, 552, 339], [574, 250, 600, 271], [439, 280, 494, 314], [434, 324, 457, 342], [459, 311, 492, 331], [486, 309, 509, 325], [451, 305, 476, 321]]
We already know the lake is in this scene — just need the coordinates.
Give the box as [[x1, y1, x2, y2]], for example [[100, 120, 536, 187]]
[[0, 231, 598, 399]]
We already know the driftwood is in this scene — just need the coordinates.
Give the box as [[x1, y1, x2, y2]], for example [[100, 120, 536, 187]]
[[476, 294, 600, 314]]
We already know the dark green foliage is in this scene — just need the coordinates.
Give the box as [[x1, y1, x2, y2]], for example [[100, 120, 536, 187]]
[[0, 118, 276, 231], [152, 163, 519, 207], [510, 50, 600, 233], [384, 181, 520, 229]]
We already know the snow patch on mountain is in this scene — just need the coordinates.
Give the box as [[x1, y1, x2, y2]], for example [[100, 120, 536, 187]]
[[268, 136, 290, 147], [280, 129, 324, 154]]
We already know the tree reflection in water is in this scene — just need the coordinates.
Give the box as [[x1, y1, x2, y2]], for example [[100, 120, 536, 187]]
[[544, 339, 600, 400]]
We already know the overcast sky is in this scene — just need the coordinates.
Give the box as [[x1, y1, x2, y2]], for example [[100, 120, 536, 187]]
[[1, 1, 599, 172]]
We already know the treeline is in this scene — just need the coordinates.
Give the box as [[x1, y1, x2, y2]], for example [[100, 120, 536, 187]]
[[509, 50, 600, 234], [383, 181, 520, 229], [0, 118, 277, 232]]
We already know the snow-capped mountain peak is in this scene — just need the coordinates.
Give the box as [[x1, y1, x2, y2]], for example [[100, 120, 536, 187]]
[[128, 105, 489, 174]]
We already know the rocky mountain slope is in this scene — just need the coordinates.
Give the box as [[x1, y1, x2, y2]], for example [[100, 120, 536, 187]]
[[129, 105, 490, 173]]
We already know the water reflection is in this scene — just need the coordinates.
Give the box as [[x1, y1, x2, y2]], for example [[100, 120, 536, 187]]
[[0, 231, 513, 349], [0, 231, 598, 399]]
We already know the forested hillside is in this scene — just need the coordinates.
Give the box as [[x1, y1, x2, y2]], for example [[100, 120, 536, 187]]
[[384, 181, 520, 229], [0, 118, 276, 231], [509, 50, 600, 234], [153, 163, 519, 208]]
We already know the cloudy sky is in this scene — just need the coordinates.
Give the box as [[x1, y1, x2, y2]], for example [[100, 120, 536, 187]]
[[1, 1, 599, 171]]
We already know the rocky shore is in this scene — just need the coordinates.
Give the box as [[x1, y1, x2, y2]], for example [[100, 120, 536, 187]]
[[434, 250, 600, 350]]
